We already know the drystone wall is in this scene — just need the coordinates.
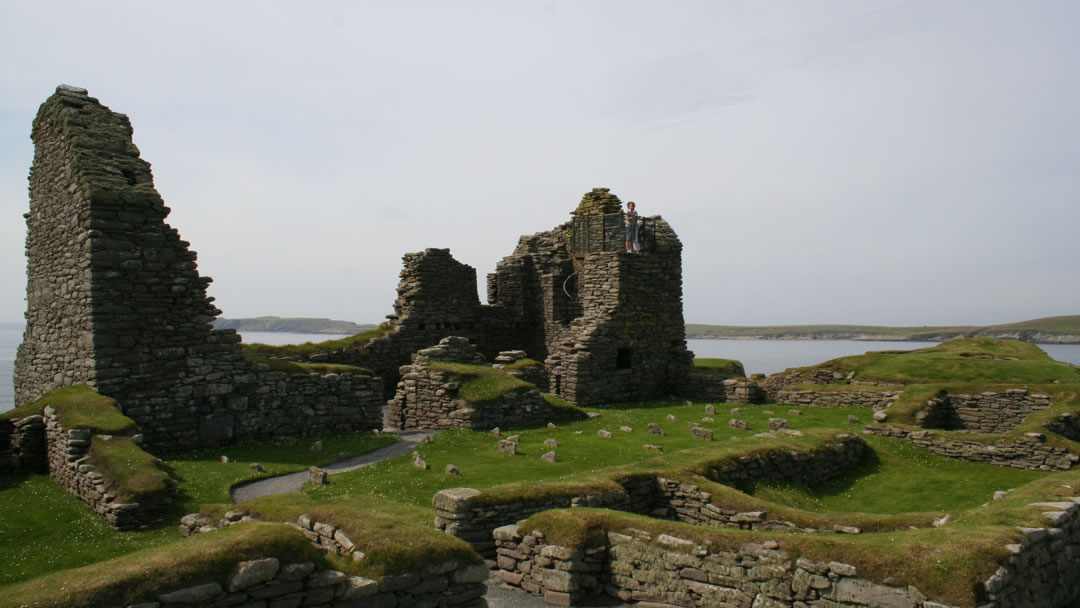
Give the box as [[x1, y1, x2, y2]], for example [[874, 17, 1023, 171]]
[[102, 556, 487, 608], [44, 406, 176, 530], [917, 389, 1051, 433], [14, 86, 382, 452], [0, 414, 47, 474], [678, 372, 767, 404], [777, 388, 903, 410], [434, 434, 865, 552], [985, 499, 1080, 607], [387, 337, 560, 431], [494, 525, 955, 608], [864, 425, 1078, 471]]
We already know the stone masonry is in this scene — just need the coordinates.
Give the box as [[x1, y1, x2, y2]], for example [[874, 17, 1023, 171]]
[[387, 337, 565, 431], [863, 425, 1079, 471], [0, 413, 47, 474], [14, 86, 382, 452], [916, 389, 1051, 433]]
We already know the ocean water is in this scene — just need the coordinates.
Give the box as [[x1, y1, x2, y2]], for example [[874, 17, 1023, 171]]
[[2, 331, 1079, 414]]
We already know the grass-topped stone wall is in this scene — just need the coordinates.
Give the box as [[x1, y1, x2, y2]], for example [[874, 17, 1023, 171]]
[[387, 337, 586, 431], [11, 385, 178, 530], [433, 430, 866, 553]]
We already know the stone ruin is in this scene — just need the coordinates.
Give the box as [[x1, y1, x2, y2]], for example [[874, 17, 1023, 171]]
[[13, 86, 383, 452], [309, 186, 703, 409], [387, 336, 566, 431]]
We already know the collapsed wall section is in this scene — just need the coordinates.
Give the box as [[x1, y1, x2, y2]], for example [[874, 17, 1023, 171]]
[[15, 86, 381, 452]]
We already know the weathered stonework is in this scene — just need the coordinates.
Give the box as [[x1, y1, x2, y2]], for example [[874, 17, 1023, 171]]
[[14, 86, 382, 452], [864, 424, 1079, 471], [387, 337, 569, 431], [434, 434, 866, 553], [44, 406, 176, 530], [777, 388, 903, 410], [0, 414, 47, 473], [495, 526, 953, 608], [917, 389, 1051, 433], [1046, 412, 1080, 442], [678, 372, 768, 404]]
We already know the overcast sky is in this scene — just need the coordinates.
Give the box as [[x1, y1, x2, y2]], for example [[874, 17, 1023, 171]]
[[1, 1, 1077, 328]]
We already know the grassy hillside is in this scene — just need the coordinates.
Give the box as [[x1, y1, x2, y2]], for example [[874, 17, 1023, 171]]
[[687, 315, 1080, 343]]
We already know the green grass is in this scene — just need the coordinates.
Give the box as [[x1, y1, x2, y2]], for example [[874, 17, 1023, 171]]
[[427, 361, 534, 402], [240, 325, 394, 359], [691, 358, 746, 378], [686, 315, 1080, 340], [88, 437, 171, 502], [742, 435, 1045, 513], [1, 385, 135, 434], [812, 338, 1080, 384], [0, 521, 322, 608], [243, 354, 374, 376]]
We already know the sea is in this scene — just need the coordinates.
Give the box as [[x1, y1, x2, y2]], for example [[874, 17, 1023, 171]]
[[1, 328, 1079, 414]]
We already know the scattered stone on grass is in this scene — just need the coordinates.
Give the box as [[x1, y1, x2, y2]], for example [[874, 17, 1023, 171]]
[[249, 463, 265, 472], [412, 452, 429, 470], [308, 467, 328, 485], [445, 464, 462, 476], [643, 444, 663, 453], [702, 417, 714, 423], [873, 410, 888, 422], [310, 441, 324, 453], [769, 418, 788, 431], [587, 412, 602, 418], [730, 408, 742, 415], [220, 455, 229, 463], [705, 404, 715, 415], [667, 414, 676, 421], [847, 415, 860, 424], [763, 410, 774, 414], [498, 440, 517, 455], [648, 423, 664, 436], [598, 430, 613, 439], [683, 401, 693, 406], [544, 438, 558, 448], [933, 514, 951, 527], [729, 419, 748, 430], [506, 434, 520, 443], [548, 422, 557, 430], [491, 427, 501, 437], [788, 409, 802, 416], [620, 425, 633, 432], [691, 427, 713, 441], [833, 525, 862, 535], [541, 451, 557, 463]]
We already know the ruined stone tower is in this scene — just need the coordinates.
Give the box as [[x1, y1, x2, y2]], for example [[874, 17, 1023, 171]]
[[15, 86, 381, 451]]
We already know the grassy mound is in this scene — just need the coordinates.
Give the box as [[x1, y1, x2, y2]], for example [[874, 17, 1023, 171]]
[[1, 385, 135, 434], [240, 324, 394, 359], [691, 357, 746, 378], [428, 360, 534, 402], [802, 337, 1080, 384], [243, 354, 374, 376], [0, 522, 322, 608], [88, 437, 171, 502]]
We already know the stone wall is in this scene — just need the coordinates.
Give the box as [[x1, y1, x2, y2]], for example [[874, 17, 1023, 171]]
[[13, 86, 382, 453], [494, 526, 955, 608], [387, 337, 561, 431], [434, 434, 865, 552], [863, 424, 1078, 471], [678, 372, 767, 404], [777, 388, 903, 410], [44, 406, 176, 530], [103, 555, 487, 608], [759, 367, 847, 399], [983, 499, 1080, 607], [917, 389, 1051, 433], [0, 414, 47, 474]]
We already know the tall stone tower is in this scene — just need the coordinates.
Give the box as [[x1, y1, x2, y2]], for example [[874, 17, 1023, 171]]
[[15, 86, 381, 450]]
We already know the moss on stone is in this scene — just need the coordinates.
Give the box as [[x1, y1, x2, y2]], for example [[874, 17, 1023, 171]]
[[2, 385, 135, 435], [427, 361, 533, 403], [87, 437, 171, 503], [243, 354, 374, 376]]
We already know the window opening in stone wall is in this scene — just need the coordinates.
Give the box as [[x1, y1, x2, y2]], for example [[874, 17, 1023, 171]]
[[616, 348, 632, 370]]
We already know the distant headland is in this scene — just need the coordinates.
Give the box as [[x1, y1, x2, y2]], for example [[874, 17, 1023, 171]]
[[211, 316, 376, 334], [686, 314, 1080, 344]]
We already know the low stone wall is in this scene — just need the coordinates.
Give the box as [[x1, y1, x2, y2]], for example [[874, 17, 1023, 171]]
[[494, 525, 954, 608], [760, 367, 846, 400], [983, 499, 1080, 607], [434, 434, 865, 552], [863, 424, 1079, 471], [777, 388, 902, 410], [44, 406, 176, 530], [174, 515, 489, 608], [0, 414, 47, 474], [1046, 412, 1080, 442], [917, 389, 1051, 434], [678, 372, 767, 404], [116, 555, 487, 608]]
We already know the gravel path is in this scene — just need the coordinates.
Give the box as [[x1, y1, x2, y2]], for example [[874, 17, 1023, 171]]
[[230, 430, 439, 503]]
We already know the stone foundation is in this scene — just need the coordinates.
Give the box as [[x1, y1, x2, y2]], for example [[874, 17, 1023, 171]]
[[434, 434, 865, 553], [777, 388, 902, 410], [678, 372, 767, 404], [917, 389, 1051, 433], [1046, 412, 1080, 442], [44, 406, 176, 530], [863, 424, 1078, 471]]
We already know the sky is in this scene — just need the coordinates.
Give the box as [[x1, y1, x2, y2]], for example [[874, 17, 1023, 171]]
[[1, 1, 1077, 328]]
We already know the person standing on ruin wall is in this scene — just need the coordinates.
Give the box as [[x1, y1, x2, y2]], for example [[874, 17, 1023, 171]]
[[624, 201, 640, 253]]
